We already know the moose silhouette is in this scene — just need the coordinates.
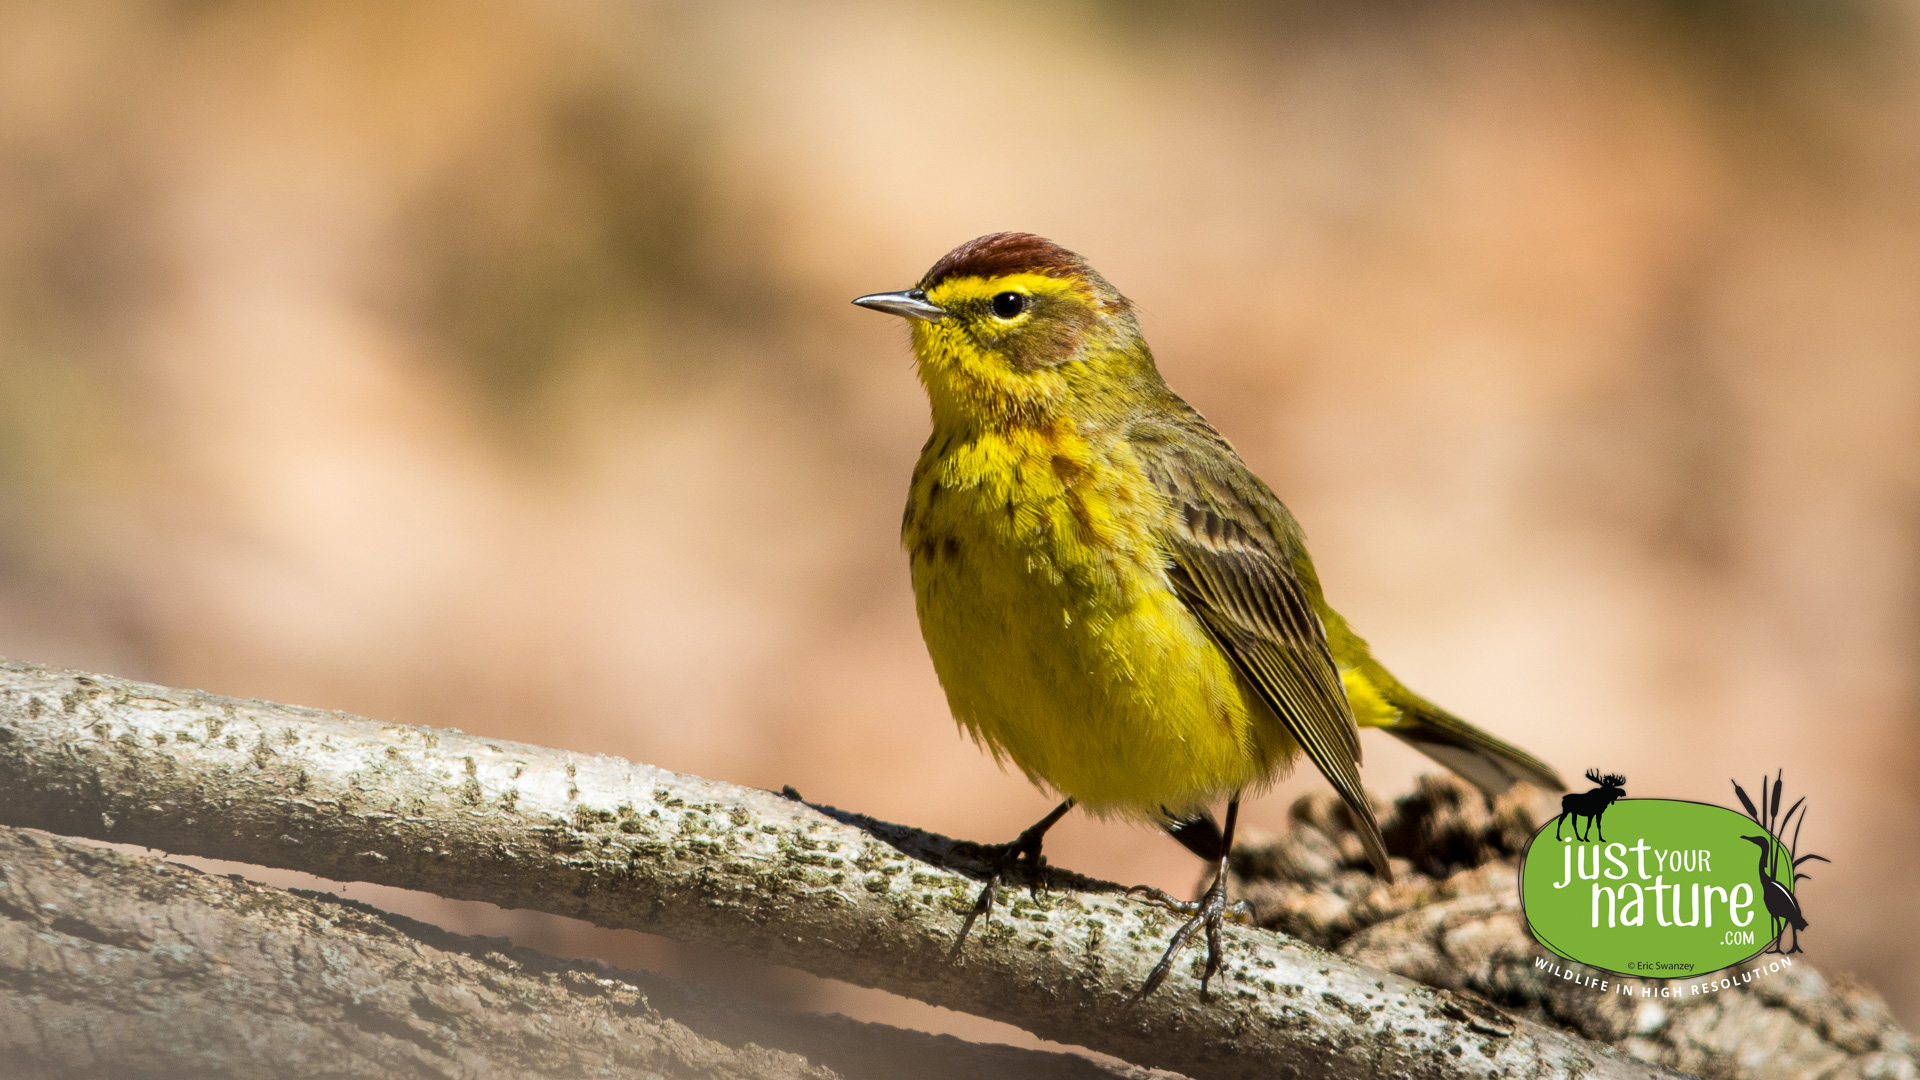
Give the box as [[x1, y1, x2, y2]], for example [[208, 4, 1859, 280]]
[[1554, 769, 1626, 842]]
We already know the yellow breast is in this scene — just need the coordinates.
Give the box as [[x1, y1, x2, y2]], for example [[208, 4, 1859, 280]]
[[903, 418, 1297, 817]]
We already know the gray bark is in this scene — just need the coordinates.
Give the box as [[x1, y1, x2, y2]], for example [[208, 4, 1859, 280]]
[[0, 658, 1680, 1080], [0, 825, 1169, 1080]]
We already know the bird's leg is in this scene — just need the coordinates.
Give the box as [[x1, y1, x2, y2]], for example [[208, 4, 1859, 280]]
[[1131, 796, 1244, 999], [950, 799, 1074, 958]]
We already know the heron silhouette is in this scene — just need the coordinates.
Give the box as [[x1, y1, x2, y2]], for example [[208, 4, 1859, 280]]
[[1742, 834, 1807, 954]]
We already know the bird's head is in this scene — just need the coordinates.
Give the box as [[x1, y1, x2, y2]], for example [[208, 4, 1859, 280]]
[[854, 233, 1160, 429], [1741, 835, 1772, 850]]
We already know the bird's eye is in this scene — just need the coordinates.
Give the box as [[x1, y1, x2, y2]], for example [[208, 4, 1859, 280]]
[[990, 292, 1027, 319]]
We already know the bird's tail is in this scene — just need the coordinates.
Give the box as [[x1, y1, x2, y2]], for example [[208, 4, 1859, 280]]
[[1160, 801, 1391, 882], [1379, 701, 1565, 795], [1317, 605, 1563, 797], [1162, 809, 1227, 862]]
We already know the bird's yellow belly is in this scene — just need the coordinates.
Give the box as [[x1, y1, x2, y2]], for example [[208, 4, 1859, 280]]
[[907, 437, 1294, 817]]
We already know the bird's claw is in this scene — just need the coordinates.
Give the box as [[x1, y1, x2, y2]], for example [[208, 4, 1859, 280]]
[[1128, 884, 1251, 925], [1125, 884, 1187, 910], [1133, 875, 1239, 999], [950, 829, 1051, 960]]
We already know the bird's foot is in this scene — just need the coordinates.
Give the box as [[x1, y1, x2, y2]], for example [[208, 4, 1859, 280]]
[[950, 822, 1052, 959], [1128, 879, 1250, 999]]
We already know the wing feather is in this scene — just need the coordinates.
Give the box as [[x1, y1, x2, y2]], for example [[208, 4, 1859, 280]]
[[1134, 418, 1392, 880]]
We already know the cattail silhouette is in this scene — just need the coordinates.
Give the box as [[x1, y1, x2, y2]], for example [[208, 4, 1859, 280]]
[[1731, 773, 1827, 955]]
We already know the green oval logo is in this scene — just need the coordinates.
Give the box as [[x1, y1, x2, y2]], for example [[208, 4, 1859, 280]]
[[1520, 799, 1798, 978]]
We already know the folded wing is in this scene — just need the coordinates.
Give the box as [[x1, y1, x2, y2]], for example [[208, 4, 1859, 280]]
[[1133, 419, 1393, 881]]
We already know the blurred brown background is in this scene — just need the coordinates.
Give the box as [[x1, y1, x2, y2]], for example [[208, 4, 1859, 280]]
[[2, 0, 1916, 1041]]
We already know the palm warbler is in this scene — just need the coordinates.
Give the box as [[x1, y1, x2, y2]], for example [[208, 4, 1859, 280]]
[[855, 233, 1561, 995]]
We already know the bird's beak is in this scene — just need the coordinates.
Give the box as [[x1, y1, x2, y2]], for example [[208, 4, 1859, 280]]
[[852, 289, 947, 322]]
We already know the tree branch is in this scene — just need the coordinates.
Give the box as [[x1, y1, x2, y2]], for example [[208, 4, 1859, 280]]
[[0, 825, 1165, 1080], [0, 659, 1678, 1080]]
